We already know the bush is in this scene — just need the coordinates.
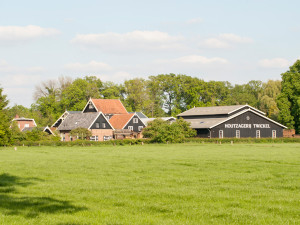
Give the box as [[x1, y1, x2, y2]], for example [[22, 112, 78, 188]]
[[143, 118, 196, 143]]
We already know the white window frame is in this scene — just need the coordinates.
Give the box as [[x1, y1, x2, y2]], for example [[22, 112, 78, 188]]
[[272, 130, 276, 139], [88, 103, 93, 109], [219, 130, 223, 139], [128, 126, 133, 131], [102, 123, 106, 128], [133, 118, 138, 124], [236, 130, 240, 138], [25, 124, 29, 128], [256, 130, 260, 139], [138, 126, 143, 132], [95, 123, 100, 128]]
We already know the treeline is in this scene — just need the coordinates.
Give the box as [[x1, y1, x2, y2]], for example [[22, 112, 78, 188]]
[[2, 59, 300, 136]]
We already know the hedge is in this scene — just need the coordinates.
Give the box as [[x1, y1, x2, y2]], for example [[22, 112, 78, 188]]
[[5, 137, 300, 147]]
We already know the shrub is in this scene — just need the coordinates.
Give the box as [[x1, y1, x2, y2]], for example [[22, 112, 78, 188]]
[[143, 118, 196, 143]]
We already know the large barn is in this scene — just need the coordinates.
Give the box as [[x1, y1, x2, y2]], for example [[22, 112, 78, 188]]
[[177, 105, 287, 138]]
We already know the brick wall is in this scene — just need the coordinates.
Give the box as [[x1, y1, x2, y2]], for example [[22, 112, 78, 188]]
[[90, 129, 113, 141]]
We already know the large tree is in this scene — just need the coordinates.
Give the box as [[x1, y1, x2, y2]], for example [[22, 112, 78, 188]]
[[0, 86, 12, 145], [277, 60, 300, 132]]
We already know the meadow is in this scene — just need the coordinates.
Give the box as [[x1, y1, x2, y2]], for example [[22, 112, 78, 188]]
[[0, 143, 299, 225]]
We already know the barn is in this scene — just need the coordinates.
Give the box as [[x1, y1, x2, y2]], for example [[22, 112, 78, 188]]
[[177, 105, 287, 138]]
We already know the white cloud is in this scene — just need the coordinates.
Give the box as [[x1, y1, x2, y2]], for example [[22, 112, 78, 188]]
[[161, 55, 228, 64], [71, 30, 185, 52], [0, 25, 60, 43], [0, 60, 44, 74], [202, 38, 230, 49], [186, 18, 203, 24], [201, 33, 253, 48], [259, 58, 290, 69], [219, 33, 253, 44], [64, 61, 112, 72]]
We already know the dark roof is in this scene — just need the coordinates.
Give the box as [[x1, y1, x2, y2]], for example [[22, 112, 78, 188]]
[[57, 112, 100, 131], [129, 112, 148, 118], [183, 109, 287, 129], [177, 105, 265, 117], [67, 111, 82, 114]]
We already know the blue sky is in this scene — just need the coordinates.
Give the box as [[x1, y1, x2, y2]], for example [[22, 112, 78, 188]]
[[1, 0, 300, 107]]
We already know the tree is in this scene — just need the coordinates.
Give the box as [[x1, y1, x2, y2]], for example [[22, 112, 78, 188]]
[[124, 78, 150, 112], [100, 81, 125, 100], [277, 60, 300, 132], [70, 127, 92, 140], [0, 86, 12, 145], [258, 80, 281, 120], [143, 118, 196, 143]]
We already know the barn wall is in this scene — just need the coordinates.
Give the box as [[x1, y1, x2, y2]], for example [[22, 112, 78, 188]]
[[211, 111, 283, 138], [196, 129, 210, 138]]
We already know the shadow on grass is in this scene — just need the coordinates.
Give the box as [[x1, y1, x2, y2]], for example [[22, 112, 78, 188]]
[[0, 173, 86, 218]]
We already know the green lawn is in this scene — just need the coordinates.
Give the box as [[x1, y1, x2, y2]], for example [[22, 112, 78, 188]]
[[0, 143, 299, 225]]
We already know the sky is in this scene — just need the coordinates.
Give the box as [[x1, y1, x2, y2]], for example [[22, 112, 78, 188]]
[[1, 0, 300, 107]]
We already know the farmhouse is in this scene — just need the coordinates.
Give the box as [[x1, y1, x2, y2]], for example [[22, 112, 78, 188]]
[[54, 98, 146, 141], [12, 115, 37, 131], [57, 112, 114, 141], [177, 105, 287, 138]]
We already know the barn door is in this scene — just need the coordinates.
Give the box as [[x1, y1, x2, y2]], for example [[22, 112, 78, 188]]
[[272, 130, 276, 138], [219, 130, 223, 139]]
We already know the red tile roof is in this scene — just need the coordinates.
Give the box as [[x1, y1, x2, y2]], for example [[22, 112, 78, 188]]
[[109, 114, 134, 129], [91, 99, 128, 114]]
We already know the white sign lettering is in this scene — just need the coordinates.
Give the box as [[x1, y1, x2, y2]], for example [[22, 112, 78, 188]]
[[224, 124, 270, 129], [225, 124, 251, 128]]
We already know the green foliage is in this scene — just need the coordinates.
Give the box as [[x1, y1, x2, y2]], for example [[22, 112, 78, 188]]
[[70, 127, 92, 140], [143, 118, 196, 143], [277, 60, 300, 132], [0, 87, 12, 146]]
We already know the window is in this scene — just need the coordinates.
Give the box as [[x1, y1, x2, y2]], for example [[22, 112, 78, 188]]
[[104, 136, 112, 141], [128, 126, 133, 131], [219, 130, 223, 139], [272, 130, 276, 139], [88, 103, 93, 109], [256, 130, 260, 138], [236, 130, 240, 138], [138, 126, 143, 132], [90, 136, 98, 141], [133, 118, 138, 123], [102, 123, 106, 128], [25, 124, 29, 128], [95, 123, 100, 128]]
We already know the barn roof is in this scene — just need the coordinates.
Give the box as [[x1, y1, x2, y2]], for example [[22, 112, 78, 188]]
[[90, 99, 128, 114], [177, 105, 265, 117], [184, 109, 287, 129], [57, 112, 101, 131]]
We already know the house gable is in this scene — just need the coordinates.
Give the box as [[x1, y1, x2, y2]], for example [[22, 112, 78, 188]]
[[83, 99, 98, 113], [123, 114, 145, 132], [89, 113, 113, 130]]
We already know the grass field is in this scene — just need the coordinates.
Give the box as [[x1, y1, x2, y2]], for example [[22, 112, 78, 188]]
[[0, 143, 299, 225]]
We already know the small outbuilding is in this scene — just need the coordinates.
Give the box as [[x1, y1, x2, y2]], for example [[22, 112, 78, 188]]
[[177, 105, 287, 138]]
